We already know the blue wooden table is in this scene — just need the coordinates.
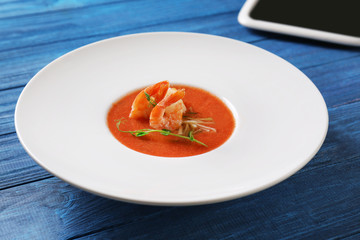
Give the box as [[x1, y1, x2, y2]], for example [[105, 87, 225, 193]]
[[1, 0, 360, 239]]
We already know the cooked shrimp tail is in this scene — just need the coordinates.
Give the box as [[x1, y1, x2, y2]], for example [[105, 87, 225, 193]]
[[150, 88, 186, 130], [144, 80, 170, 102], [159, 88, 185, 107], [129, 80, 170, 119]]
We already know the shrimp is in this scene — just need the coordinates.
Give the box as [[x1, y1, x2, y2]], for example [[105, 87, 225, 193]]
[[129, 80, 170, 119], [150, 88, 187, 130]]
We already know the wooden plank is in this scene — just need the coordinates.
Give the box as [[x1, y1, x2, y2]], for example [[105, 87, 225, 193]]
[[0, 0, 245, 54], [303, 58, 360, 108], [0, 133, 51, 190], [0, 177, 167, 240], [0, 87, 22, 135], [0, 0, 113, 19], [0, 100, 359, 239], [253, 36, 360, 70]]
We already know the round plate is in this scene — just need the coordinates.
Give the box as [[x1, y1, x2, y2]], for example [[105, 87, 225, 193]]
[[15, 32, 328, 206]]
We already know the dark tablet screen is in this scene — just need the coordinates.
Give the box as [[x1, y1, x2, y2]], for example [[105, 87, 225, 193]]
[[250, 0, 360, 38]]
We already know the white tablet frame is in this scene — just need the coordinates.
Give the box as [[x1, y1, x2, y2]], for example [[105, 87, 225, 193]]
[[238, 0, 360, 47]]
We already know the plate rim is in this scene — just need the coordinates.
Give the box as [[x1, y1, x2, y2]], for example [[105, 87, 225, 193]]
[[14, 31, 329, 206]]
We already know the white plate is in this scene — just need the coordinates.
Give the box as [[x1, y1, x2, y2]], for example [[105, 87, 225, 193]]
[[15, 32, 328, 206]]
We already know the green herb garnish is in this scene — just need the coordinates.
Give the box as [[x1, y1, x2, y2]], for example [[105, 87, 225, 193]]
[[115, 119, 207, 147], [144, 91, 157, 107]]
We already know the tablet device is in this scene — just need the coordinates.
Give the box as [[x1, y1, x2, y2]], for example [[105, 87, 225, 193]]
[[238, 0, 360, 47]]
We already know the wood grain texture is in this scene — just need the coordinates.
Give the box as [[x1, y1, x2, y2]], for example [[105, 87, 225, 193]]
[[1, 0, 360, 239], [0, 132, 52, 190]]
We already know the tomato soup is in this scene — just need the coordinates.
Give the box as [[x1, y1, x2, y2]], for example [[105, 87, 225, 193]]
[[107, 85, 235, 157]]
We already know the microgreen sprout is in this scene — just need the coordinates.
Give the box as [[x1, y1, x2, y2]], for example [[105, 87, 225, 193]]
[[115, 119, 207, 147]]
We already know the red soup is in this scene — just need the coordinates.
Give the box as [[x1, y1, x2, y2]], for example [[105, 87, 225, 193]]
[[107, 85, 235, 157]]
